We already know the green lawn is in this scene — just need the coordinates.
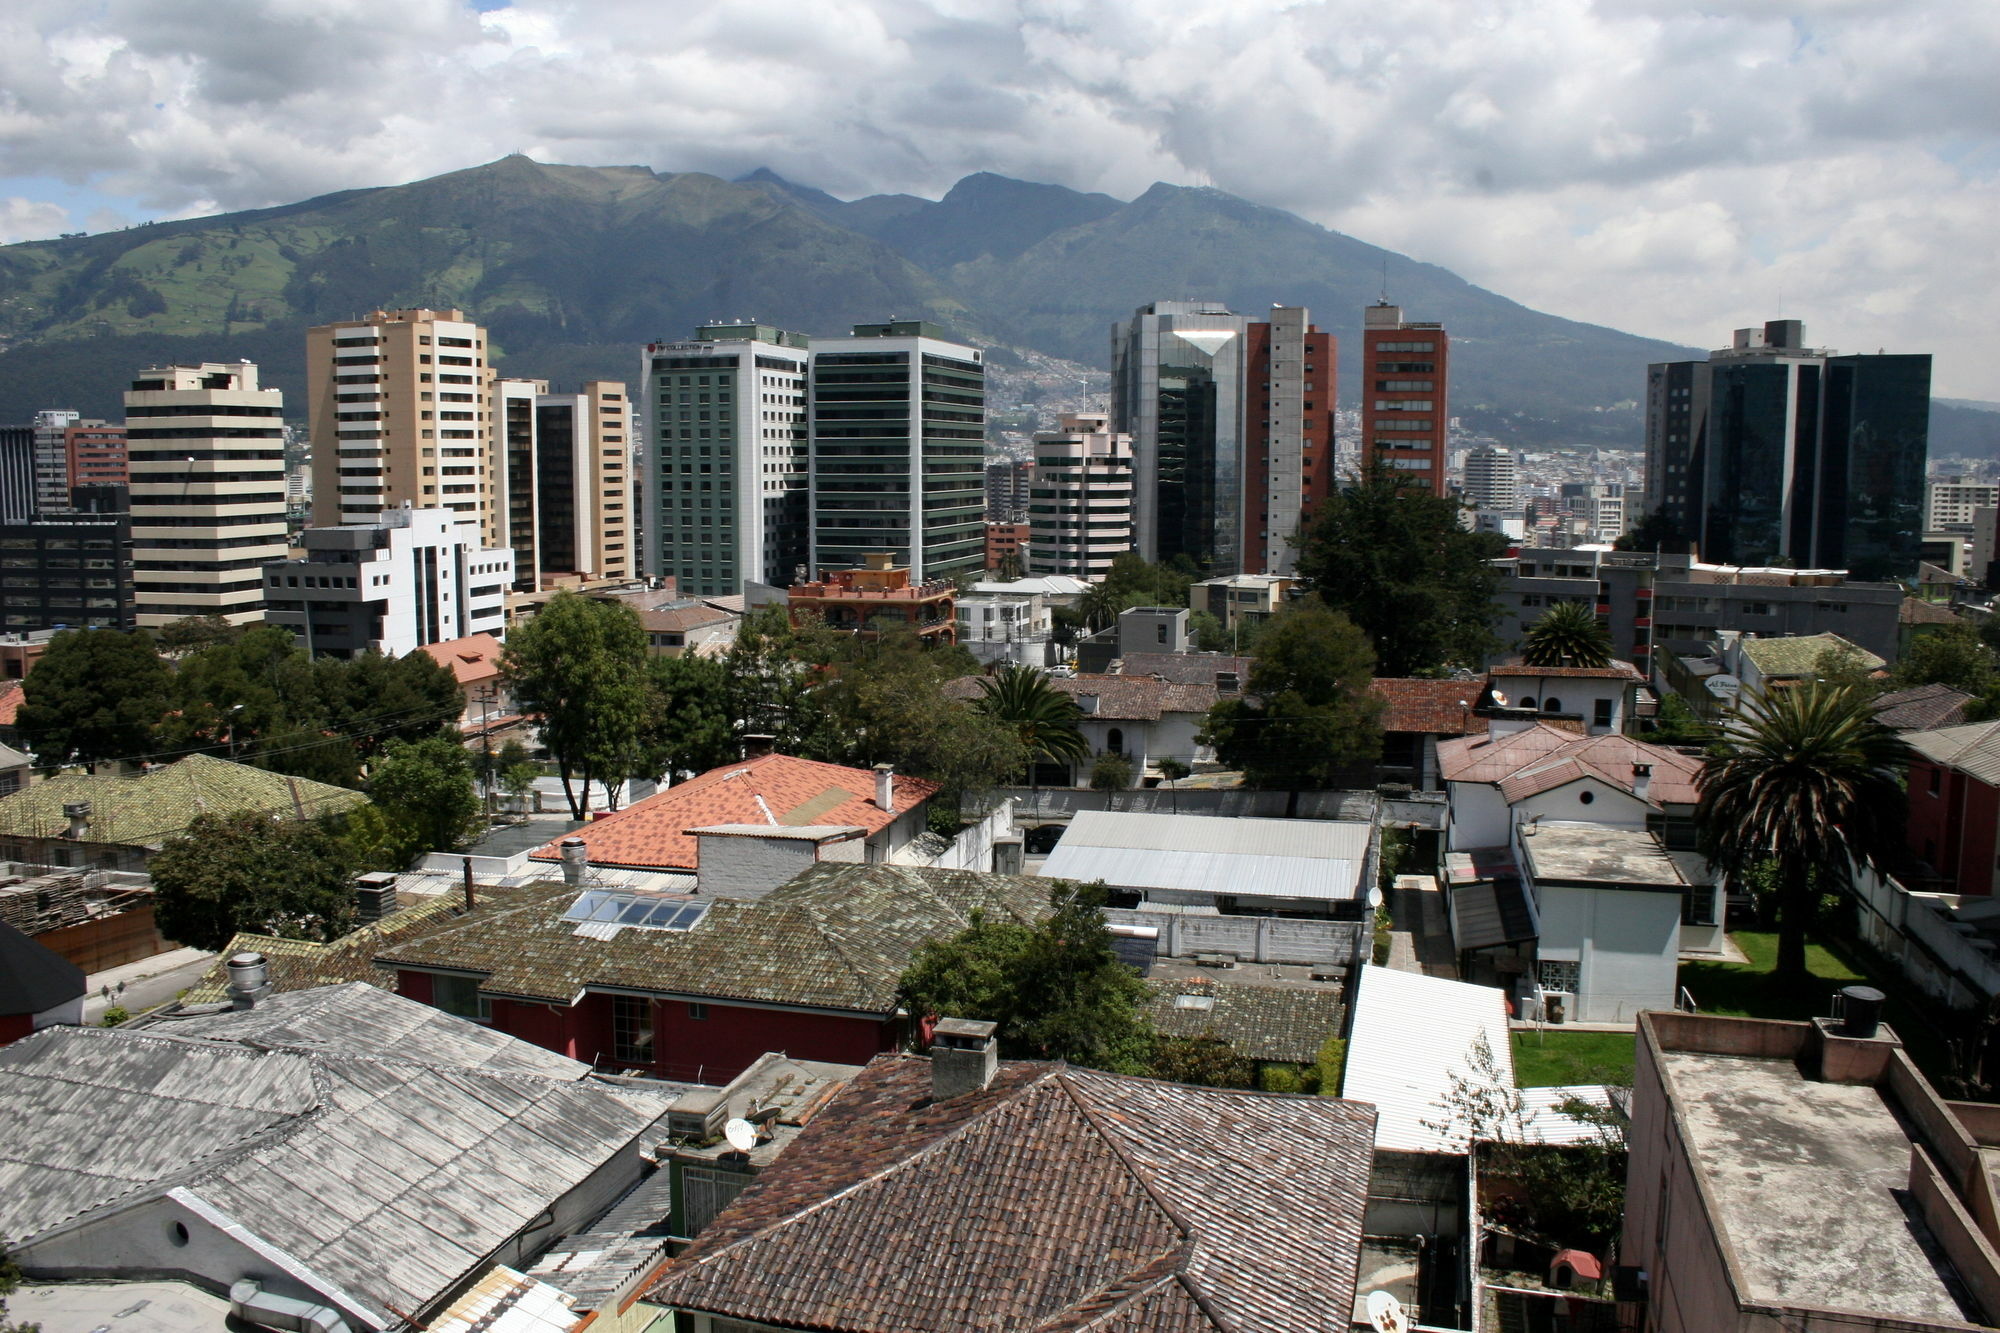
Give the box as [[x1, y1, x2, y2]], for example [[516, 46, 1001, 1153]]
[[1679, 930, 1951, 1081], [1512, 1031, 1636, 1087]]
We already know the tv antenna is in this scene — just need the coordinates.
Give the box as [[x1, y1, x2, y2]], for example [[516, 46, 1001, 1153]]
[[1380, 255, 1390, 305]]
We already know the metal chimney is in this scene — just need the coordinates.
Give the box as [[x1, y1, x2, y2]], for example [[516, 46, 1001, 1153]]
[[226, 951, 271, 1010], [874, 764, 895, 814], [560, 836, 589, 887]]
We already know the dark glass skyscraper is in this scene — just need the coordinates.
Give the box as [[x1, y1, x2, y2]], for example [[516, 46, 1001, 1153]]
[[1643, 321, 1929, 580]]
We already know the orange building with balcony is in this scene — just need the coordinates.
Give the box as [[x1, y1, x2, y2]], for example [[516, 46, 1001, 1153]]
[[788, 552, 957, 644]]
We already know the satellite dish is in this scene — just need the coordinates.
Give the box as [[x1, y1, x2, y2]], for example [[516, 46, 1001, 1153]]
[[723, 1117, 757, 1153], [1365, 1290, 1407, 1333]]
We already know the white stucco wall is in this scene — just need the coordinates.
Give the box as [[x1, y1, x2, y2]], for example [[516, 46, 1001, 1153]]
[[1533, 884, 1682, 1023]]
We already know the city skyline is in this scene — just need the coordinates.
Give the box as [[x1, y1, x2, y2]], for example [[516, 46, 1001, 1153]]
[[1, 2, 1996, 400]]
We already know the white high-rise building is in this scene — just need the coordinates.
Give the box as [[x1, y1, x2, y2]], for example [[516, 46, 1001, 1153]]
[[1926, 478, 2000, 534], [262, 507, 512, 658], [1462, 445, 1522, 513], [1028, 412, 1134, 580], [645, 324, 810, 595], [125, 361, 286, 629], [30, 410, 77, 514]]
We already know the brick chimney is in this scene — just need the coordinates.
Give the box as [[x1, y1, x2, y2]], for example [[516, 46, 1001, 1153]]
[[874, 763, 895, 814], [930, 1017, 999, 1100]]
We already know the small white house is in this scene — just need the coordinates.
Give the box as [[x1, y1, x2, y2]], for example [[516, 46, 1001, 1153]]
[[1485, 661, 1645, 735]]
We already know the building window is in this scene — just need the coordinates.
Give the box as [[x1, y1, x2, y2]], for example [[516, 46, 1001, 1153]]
[[688, 1002, 709, 1020], [1106, 727, 1124, 755], [1537, 959, 1579, 994], [1542, 697, 1563, 713], [1929, 767, 1942, 797], [613, 995, 655, 1064], [433, 974, 490, 1023], [1682, 884, 1718, 927], [1594, 699, 1614, 728]]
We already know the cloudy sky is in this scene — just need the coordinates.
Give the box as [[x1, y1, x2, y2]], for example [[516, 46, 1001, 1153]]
[[4, 0, 1998, 396]]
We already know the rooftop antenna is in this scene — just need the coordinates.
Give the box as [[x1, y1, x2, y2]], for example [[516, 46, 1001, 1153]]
[[1380, 255, 1390, 306], [723, 1117, 758, 1154]]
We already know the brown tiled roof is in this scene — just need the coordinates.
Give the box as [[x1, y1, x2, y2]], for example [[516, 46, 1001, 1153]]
[[1143, 979, 1344, 1065], [526, 753, 938, 871], [376, 862, 1052, 1012], [1875, 682, 1977, 732], [645, 1054, 1376, 1332], [1371, 678, 1489, 735], [1114, 652, 1255, 686], [631, 602, 737, 634], [179, 890, 529, 1003], [1489, 660, 1646, 681], [1901, 597, 1964, 626], [1440, 723, 1701, 806], [417, 633, 503, 687], [945, 673, 1218, 721]]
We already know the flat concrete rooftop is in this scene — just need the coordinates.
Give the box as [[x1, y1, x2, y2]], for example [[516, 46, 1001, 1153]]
[[1520, 822, 1686, 890], [1661, 1049, 1978, 1323]]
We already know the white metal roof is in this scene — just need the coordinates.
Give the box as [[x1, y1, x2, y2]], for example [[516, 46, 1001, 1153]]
[[1040, 810, 1370, 901], [1342, 965, 1516, 1153]]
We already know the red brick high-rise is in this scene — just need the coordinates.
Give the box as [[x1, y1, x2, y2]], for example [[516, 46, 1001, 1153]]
[[64, 421, 128, 490], [1242, 306, 1336, 575], [1359, 303, 1449, 497]]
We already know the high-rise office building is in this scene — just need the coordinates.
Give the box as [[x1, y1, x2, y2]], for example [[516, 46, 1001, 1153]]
[[1028, 412, 1134, 580], [1242, 306, 1335, 574], [1462, 445, 1522, 512], [307, 308, 497, 544], [0, 485, 133, 634], [809, 321, 984, 582], [1644, 320, 1931, 580], [985, 458, 1031, 523], [1358, 303, 1450, 496], [263, 507, 511, 658], [532, 381, 633, 586], [125, 361, 286, 629], [1925, 478, 1999, 534], [31, 410, 78, 515], [0, 426, 34, 524], [1110, 301, 1249, 572], [64, 421, 128, 490], [645, 325, 810, 595]]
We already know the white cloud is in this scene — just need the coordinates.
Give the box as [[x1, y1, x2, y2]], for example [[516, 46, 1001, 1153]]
[[0, 196, 69, 242], [0, 0, 1997, 393]]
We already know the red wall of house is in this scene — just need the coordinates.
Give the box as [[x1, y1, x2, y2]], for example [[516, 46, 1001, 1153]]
[[1907, 760, 2000, 896], [0, 1013, 32, 1046], [397, 969, 898, 1083]]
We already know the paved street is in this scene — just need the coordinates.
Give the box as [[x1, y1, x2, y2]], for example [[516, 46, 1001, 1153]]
[[82, 946, 216, 1024]]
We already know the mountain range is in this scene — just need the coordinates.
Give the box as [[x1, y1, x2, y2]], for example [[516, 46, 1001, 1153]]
[[0, 155, 1993, 457]]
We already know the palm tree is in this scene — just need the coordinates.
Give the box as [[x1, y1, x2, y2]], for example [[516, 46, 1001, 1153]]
[[1157, 756, 1190, 812], [1078, 581, 1131, 634], [1520, 600, 1614, 669], [1696, 682, 1912, 977], [974, 665, 1091, 792]]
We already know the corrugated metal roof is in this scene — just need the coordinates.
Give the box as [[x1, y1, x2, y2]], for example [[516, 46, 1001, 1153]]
[[1517, 1084, 1623, 1145], [1343, 965, 1515, 1153], [1907, 720, 2000, 785], [1041, 810, 1371, 901]]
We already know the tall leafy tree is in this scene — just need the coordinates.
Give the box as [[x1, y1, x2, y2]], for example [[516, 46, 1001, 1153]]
[[974, 664, 1089, 781], [1293, 463, 1506, 675], [898, 880, 1154, 1073], [1200, 600, 1383, 810], [1697, 683, 1913, 976], [1892, 623, 1997, 698], [500, 591, 651, 817], [645, 652, 739, 780], [1520, 600, 1614, 668], [150, 811, 359, 950], [316, 648, 467, 761], [368, 734, 483, 856], [17, 629, 171, 770]]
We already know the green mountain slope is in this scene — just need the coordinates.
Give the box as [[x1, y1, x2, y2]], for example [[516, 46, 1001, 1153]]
[[0, 156, 975, 419]]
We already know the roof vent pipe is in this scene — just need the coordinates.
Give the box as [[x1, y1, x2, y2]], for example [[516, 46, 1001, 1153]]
[[560, 836, 589, 888], [1632, 763, 1652, 803], [874, 764, 895, 814], [227, 951, 271, 1010]]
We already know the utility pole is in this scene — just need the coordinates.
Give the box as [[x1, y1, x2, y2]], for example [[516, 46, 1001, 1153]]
[[475, 685, 497, 819]]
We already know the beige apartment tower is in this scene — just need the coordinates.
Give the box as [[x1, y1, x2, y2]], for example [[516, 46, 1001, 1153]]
[[125, 361, 287, 629], [1028, 412, 1135, 580], [307, 309, 497, 545]]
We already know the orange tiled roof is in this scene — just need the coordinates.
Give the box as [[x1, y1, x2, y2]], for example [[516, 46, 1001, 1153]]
[[1370, 678, 1489, 736], [527, 753, 939, 871], [0, 681, 22, 727], [418, 633, 503, 687]]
